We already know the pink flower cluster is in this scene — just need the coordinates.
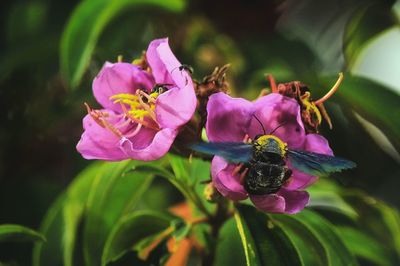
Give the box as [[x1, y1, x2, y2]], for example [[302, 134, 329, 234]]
[[77, 38, 334, 214]]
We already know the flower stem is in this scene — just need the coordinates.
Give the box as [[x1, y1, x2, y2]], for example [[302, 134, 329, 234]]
[[202, 199, 231, 266]]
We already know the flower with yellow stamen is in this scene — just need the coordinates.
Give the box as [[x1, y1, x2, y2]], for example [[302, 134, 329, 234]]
[[77, 38, 196, 161]]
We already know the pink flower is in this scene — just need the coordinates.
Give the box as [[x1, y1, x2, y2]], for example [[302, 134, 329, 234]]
[[76, 38, 196, 161], [206, 92, 333, 214]]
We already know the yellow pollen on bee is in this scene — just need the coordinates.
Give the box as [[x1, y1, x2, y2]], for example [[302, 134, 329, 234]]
[[149, 92, 159, 98], [255, 135, 287, 156]]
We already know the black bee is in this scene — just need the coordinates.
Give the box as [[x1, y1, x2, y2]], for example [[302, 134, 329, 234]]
[[151, 83, 173, 94], [191, 122, 356, 195], [173, 64, 194, 75]]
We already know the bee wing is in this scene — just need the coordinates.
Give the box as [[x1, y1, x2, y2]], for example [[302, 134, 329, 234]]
[[287, 149, 356, 176], [191, 142, 253, 163]]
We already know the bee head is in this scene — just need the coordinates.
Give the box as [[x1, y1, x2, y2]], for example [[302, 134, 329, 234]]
[[254, 135, 287, 158]]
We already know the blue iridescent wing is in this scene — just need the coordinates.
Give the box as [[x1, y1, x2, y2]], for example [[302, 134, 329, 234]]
[[287, 149, 356, 176], [191, 142, 253, 163]]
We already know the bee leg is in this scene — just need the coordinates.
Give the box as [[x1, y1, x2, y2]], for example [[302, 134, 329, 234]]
[[243, 134, 251, 143], [232, 163, 244, 176], [239, 168, 249, 184]]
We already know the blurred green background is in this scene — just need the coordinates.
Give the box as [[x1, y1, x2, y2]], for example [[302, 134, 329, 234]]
[[1, 0, 400, 264]]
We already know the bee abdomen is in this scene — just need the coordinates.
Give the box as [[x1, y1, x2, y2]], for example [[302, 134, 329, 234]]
[[244, 162, 292, 195]]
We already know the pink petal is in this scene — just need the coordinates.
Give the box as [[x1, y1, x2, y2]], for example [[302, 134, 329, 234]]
[[76, 112, 128, 161], [284, 134, 333, 190], [250, 189, 309, 214], [155, 84, 196, 129], [304, 134, 333, 155], [250, 194, 286, 213], [119, 127, 178, 161], [93, 62, 154, 113], [206, 93, 253, 142], [211, 156, 248, 201], [284, 163, 318, 190], [146, 38, 175, 85], [277, 189, 309, 214], [148, 39, 196, 129], [248, 93, 306, 149]]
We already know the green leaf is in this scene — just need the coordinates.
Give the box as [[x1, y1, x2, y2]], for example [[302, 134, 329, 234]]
[[337, 226, 392, 266], [134, 158, 214, 218], [270, 215, 328, 265], [33, 194, 66, 266], [60, 0, 186, 88], [33, 162, 101, 266], [290, 209, 357, 266], [170, 219, 192, 241], [307, 179, 358, 220], [169, 154, 191, 183], [214, 218, 246, 266], [234, 204, 303, 266], [102, 211, 173, 265], [314, 74, 400, 153], [0, 224, 45, 243], [344, 192, 400, 262], [344, 2, 398, 68], [82, 160, 154, 266]]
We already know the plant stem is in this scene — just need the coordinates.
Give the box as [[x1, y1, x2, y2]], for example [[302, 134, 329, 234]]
[[202, 199, 231, 266]]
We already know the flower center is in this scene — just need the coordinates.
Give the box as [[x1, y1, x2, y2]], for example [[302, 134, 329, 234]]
[[84, 88, 163, 140], [110, 89, 159, 122]]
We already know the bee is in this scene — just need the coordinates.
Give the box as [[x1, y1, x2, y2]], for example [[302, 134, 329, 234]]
[[172, 64, 194, 86], [151, 83, 173, 94], [192, 120, 356, 195], [174, 64, 194, 75]]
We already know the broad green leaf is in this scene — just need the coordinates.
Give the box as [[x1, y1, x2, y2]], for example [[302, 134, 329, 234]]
[[134, 158, 214, 218], [33, 195, 66, 266], [290, 209, 357, 266], [102, 211, 173, 265], [307, 179, 358, 220], [276, 0, 396, 72], [0, 224, 45, 243], [62, 162, 102, 266], [169, 154, 190, 183], [234, 204, 303, 266], [344, 2, 398, 68], [337, 226, 391, 266], [314, 74, 400, 152], [344, 192, 400, 263], [60, 0, 186, 88], [33, 162, 100, 266], [270, 215, 328, 265], [82, 160, 154, 266], [214, 218, 246, 266]]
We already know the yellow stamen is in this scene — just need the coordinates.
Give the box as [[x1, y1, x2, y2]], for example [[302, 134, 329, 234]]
[[110, 93, 139, 101], [316, 102, 333, 129], [137, 92, 157, 121], [137, 90, 156, 103], [117, 55, 123, 62], [314, 72, 344, 105], [300, 91, 322, 124]]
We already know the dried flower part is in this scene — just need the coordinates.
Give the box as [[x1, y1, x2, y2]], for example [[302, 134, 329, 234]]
[[131, 50, 150, 71], [195, 64, 230, 139], [266, 73, 343, 133]]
